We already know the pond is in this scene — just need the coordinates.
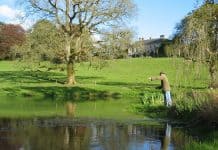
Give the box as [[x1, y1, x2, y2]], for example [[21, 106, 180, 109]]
[[0, 96, 217, 150], [0, 117, 217, 150]]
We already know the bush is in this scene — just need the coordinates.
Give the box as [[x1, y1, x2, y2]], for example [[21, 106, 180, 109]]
[[170, 90, 218, 125], [199, 92, 218, 124], [140, 92, 163, 106], [130, 92, 167, 117]]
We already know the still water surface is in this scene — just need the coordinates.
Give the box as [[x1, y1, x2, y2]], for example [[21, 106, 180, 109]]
[[0, 118, 193, 150]]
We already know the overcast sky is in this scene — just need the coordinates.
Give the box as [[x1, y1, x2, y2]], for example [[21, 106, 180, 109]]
[[0, 0, 206, 39]]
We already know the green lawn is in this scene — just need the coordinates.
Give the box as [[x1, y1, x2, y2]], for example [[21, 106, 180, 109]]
[[0, 58, 210, 118]]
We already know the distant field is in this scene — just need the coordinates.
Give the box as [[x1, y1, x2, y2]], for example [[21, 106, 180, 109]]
[[0, 58, 210, 97]]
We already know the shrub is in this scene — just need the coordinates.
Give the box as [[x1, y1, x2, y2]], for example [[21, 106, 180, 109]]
[[170, 90, 218, 125], [199, 92, 218, 124], [140, 92, 163, 106]]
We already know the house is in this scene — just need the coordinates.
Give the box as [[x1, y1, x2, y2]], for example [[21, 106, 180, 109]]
[[129, 35, 171, 57]]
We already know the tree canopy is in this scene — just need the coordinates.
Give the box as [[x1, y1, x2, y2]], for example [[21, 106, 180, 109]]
[[100, 28, 134, 59]]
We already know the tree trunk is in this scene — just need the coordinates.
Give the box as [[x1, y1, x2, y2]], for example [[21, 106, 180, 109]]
[[209, 68, 216, 87], [67, 61, 76, 85], [65, 35, 76, 85], [209, 58, 217, 87]]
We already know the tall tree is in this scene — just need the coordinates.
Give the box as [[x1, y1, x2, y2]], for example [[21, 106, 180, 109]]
[[23, 0, 135, 85], [100, 28, 134, 59], [174, 3, 218, 87], [0, 24, 25, 60]]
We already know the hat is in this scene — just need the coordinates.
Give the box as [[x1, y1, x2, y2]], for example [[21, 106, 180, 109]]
[[160, 71, 165, 75]]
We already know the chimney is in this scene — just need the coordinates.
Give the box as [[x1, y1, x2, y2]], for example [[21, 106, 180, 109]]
[[160, 35, 165, 39]]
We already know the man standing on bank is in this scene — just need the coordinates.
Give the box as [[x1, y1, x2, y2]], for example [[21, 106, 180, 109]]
[[148, 72, 172, 107]]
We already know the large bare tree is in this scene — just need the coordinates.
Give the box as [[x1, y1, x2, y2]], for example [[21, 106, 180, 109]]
[[23, 0, 135, 85]]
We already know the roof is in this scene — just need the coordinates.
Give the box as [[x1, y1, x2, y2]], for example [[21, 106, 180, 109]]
[[143, 38, 166, 45]]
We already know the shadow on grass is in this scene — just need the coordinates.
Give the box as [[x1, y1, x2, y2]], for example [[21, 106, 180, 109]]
[[0, 70, 116, 100], [98, 82, 160, 91], [0, 71, 104, 84], [0, 71, 66, 84]]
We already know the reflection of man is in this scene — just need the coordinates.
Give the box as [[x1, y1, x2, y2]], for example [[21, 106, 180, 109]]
[[161, 123, 172, 150], [64, 127, 70, 149]]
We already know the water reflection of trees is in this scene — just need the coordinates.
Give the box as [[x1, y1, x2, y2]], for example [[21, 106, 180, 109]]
[[60, 122, 171, 150], [2, 118, 213, 150]]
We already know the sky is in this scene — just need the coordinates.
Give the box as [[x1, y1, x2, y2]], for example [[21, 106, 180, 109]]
[[0, 0, 204, 39], [132, 0, 204, 39]]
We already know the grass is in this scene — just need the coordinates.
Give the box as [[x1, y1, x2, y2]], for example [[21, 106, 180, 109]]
[[185, 140, 218, 150], [172, 128, 218, 150], [0, 58, 211, 119]]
